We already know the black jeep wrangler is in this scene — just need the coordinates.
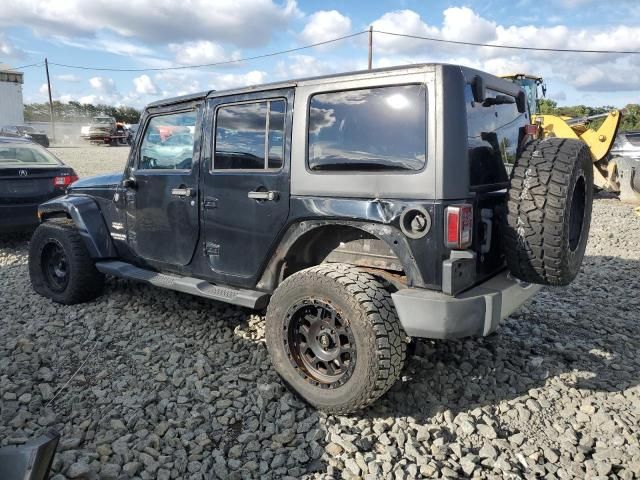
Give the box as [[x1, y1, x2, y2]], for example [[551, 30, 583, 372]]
[[28, 64, 593, 413]]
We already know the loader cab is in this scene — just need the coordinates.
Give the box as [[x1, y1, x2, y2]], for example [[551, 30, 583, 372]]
[[502, 74, 545, 115]]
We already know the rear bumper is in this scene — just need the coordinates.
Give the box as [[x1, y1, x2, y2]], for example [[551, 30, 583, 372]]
[[0, 203, 39, 231], [391, 270, 542, 339]]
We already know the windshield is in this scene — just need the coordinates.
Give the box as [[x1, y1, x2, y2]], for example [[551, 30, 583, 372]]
[[93, 117, 113, 124], [16, 126, 35, 134], [0, 144, 61, 165]]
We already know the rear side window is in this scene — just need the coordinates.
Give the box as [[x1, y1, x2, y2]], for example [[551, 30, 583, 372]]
[[308, 85, 427, 172], [139, 111, 197, 170], [214, 99, 285, 170], [466, 85, 526, 188]]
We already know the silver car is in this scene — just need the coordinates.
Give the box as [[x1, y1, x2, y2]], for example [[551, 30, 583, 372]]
[[611, 132, 640, 202], [611, 131, 640, 159]]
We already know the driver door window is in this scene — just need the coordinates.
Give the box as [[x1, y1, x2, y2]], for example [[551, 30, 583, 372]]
[[139, 111, 197, 170]]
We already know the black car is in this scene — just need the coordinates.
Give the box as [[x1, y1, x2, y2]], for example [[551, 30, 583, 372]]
[[0, 136, 77, 232], [0, 125, 50, 147]]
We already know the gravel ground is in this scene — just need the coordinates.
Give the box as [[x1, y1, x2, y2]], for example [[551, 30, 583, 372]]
[[1, 146, 639, 479]]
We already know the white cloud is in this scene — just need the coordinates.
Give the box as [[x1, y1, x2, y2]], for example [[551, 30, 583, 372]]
[[369, 7, 640, 95], [153, 72, 197, 96], [211, 70, 267, 91], [572, 65, 640, 92], [153, 72, 203, 97], [55, 74, 81, 82], [71, 76, 125, 105], [299, 10, 351, 45], [0, 0, 301, 47], [370, 10, 439, 54], [51, 35, 153, 57], [89, 76, 117, 94], [559, 0, 596, 7], [0, 34, 25, 58], [276, 55, 331, 79], [169, 40, 240, 66], [441, 7, 496, 44], [133, 75, 158, 95]]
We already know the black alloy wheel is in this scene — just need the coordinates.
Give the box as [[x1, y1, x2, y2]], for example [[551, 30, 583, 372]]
[[284, 299, 356, 389], [42, 239, 69, 292]]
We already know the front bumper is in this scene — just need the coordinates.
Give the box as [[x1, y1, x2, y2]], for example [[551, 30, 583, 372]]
[[391, 270, 542, 339]]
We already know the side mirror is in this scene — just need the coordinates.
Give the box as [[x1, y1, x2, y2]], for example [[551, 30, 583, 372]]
[[122, 177, 137, 189], [516, 90, 527, 113], [471, 75, 486, 103]]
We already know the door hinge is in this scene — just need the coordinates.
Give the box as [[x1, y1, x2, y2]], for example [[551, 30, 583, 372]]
[[204, 242, 220, 256]]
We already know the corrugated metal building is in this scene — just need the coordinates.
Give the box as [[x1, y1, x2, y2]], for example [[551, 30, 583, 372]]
[[0, 63, 25, 125]]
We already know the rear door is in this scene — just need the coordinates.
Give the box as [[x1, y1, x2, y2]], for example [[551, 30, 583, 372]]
[[124, 105, 202, 266], [201, 88, 293, 285]]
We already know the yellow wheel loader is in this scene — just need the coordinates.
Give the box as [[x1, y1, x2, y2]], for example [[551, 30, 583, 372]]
[[503, 74, 639, 203]]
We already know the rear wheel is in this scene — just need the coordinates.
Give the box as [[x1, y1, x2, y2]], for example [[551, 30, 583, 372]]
[[504, 138, 593, 286], [29, 219, 105, 304], [265, 263, 406, 413]]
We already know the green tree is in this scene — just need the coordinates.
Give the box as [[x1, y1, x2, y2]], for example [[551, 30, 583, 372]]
[[538, 98, 558, 114], [24, 102, 141, 123], [529, 97, 640, 132]]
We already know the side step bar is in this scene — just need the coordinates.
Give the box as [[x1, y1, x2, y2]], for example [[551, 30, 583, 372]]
[[95, 260, 269, 309]]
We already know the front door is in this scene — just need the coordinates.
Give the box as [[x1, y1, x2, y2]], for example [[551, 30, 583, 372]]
[[202, 89, 293, 286], [124, 105, 201, 266]]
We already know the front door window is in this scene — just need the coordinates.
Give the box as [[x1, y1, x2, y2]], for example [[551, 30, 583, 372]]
[[139, 111, 197, 170]]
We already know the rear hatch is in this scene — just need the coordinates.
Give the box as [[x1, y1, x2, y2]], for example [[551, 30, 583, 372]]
[[465, 84, 527, 284], [0, 165, 75, 205]]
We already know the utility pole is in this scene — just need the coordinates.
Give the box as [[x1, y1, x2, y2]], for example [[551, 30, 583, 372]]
[[44, 58, 55, 143], [368, 26, 373, 70]]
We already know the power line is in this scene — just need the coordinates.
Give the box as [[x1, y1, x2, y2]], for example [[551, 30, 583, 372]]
[[373, 30, 640, 55], [48, 31, 368, 72], [5, 62, 44, 71], [18, 28, 639, 76]]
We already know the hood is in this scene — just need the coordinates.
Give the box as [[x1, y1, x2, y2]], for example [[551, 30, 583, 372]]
[[69, 172, 122, 191]]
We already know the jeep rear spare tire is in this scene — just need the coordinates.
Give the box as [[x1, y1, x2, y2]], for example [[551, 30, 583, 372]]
[[504, 138, 593, 286], [265, 263, 406, 414]]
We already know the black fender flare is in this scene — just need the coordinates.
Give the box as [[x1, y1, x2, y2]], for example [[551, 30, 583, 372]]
[[38, 195, 117, 259], [256, 220, 425, 291]]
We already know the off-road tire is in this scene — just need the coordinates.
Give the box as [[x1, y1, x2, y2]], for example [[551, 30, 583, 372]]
[[29, 219, 105, 304], [265, 263, 406, 414], [504, 138, 593, 286]]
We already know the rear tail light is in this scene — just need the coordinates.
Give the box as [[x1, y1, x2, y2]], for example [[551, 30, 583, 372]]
[[524, 124, 539, 137], [445, 204, 473, 249], [53, 174, 78, 188]]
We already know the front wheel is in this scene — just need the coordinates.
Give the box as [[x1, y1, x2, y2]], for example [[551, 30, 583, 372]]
[[265, 263, 406, 414], [29, 219, 105, 304]]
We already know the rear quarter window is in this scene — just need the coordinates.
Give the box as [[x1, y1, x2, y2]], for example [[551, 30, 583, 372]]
[[307, 84, 427, 172], [466, 85, 527, 189]]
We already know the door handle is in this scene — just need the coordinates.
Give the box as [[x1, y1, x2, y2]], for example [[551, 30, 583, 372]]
[[171, 187, 195, 197], [248, 190, 279, 201]]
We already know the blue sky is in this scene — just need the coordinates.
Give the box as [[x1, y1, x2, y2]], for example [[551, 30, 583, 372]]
[[1, 0, 639, 109]]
